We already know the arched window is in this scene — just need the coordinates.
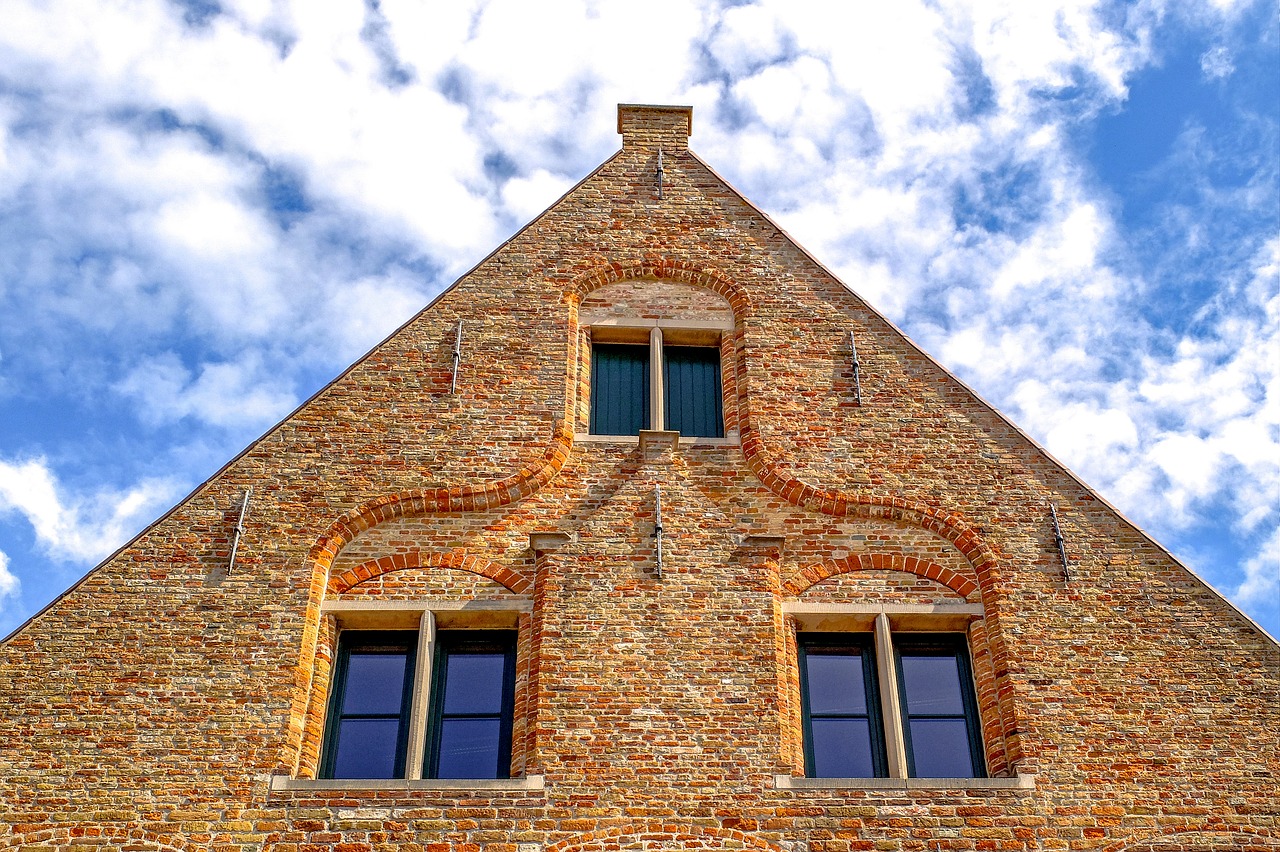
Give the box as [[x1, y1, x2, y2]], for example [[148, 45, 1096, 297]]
[[579, 279, 736, 441]]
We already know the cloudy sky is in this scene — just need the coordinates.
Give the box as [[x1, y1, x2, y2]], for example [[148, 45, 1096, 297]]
[[0, 0, 1276, 639]]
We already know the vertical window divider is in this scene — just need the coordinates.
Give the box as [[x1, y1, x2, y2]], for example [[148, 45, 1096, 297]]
[[649, 326, 665, 432], [404, 611, 435, 780], [874, 613, 909, 778]]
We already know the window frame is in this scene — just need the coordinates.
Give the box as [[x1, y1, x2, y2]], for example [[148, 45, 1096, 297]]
[[319, 629, 419, 780], [789, 607, 987, 780], [587, 325, 725, 439], [797, 633, 889, 779], [423, 629, 518, 780], [589, 342, 652, 435], [315, 602, 527, 782], [893, 633, 985, 779]]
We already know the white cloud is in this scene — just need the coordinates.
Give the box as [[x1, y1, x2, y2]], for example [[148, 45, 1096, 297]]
[[113, 352, 298, 429], [0, 457, 178, 564], [707, 3, 791, 78], [313, 270, 435, 359], [1236, 526, 1279, 610], [1199, 45, 1235, 79], [0, 551, 18, 607], [500, 169, 575, 225]]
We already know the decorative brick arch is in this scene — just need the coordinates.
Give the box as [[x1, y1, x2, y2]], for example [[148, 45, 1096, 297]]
[[782, 553, 979, 599], [0, 826, 194, 852], [563, 257, 1001, 590], [546, 822, 782, 852], [740, 436, 1002, 586], [564, 255, 753, 318], [305, 418, 573, 582], [328, 548, 532, 595], [1101, 826, 1280, 852]]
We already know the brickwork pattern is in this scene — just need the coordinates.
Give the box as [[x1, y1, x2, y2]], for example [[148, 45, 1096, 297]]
[[0, 104, 1276, 850]]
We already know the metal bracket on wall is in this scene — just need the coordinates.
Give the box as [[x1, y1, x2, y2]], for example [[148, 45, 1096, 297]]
[[227, 486, 252, 574], [656, 148, 665, 200], [450, 321, 463, 394], [653, 485, 664, 579], [1049, 503, 1071, 582], [849, 330, 864, 406]]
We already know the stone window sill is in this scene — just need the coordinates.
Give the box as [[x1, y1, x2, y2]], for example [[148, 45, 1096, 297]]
[[773, 774, 1035, 791], [270, 775, 545, 793], [574, 431, 740, 447]]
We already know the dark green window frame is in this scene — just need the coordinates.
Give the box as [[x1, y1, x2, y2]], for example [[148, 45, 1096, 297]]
[[424, 630, 518, 780], [319, 627, 518, 781], [798, 630, 985, 779], [663, 345, 724, 438], [320, 630, 418, 780], [798, 633, 889, 778], [894, 634, 985, 779], [588, 335, 724, 438], [590, 343, 651, 436]]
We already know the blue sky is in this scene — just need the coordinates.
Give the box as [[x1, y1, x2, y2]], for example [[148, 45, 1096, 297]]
[[0, 0, 1276, 638]]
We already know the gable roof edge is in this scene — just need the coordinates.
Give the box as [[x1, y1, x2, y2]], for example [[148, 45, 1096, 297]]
[[684, 148, 1276, 647], [1, 147, 628, 646]]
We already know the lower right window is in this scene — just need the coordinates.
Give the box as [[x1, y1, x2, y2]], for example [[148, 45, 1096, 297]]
[[799, 630, 985, 778]]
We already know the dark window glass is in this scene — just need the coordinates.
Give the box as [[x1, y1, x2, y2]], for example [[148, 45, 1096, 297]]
[[810, 717, 876, 777], [798, 634, 887, 778], [426, 631, 517, 779], [435, 718, 503, 778], [321, 631, 417, 779], [590, 343, 650, 435], [663, 345, 724, 437], [895, 635, 984, 778]]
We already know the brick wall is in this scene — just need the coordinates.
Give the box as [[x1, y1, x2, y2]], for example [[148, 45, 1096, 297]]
[[0, 104, 1275, 851]]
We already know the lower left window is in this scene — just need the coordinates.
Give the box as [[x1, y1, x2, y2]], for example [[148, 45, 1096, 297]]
[[320, 627, 517, 780]]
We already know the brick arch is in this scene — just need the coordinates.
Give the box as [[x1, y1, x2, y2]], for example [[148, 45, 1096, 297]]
[[546, 822, 782, 852], [328, 548, 532, 595], [565, 255, 753, 318], [782, 553, 979, 599], [1101, 827, 1279, 852], [780, 552, 1026, 778], [0, 827, 194, 852], [305, 418, 573, 583], [740, 435, 1002, 587], [562, 258, 1000, 589]]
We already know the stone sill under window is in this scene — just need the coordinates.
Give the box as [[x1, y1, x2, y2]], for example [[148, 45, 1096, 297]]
[[575, 431, 740, 446], [270, 775, 546, 793], [773, 775, 1036, 791]]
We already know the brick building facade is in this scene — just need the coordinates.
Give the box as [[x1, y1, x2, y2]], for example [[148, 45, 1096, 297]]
[[1, 104, 1275, 851]]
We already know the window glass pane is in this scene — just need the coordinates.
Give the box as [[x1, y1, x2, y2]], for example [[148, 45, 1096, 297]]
[[441, 653, 508, 714], [591, 344, 650, 435], [810, 718, 876, 778], [663, 346, 723, 438], [805, 653, 868, 715], [900, 654, 965, 715], [435, 718, 502, 779], [332, 718, 400, 779], [908, 718, 975, 778], [340, 652, 409, 715]]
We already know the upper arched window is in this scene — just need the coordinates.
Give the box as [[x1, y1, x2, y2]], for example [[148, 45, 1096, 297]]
[[579, 280, 735, 440]]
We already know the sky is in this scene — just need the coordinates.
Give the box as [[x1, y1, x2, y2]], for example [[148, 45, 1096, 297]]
[[0, 0, 1276, 639]]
